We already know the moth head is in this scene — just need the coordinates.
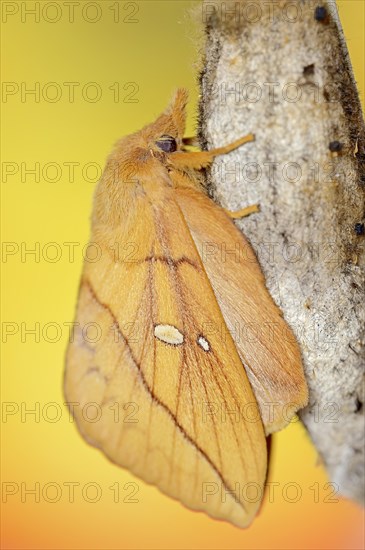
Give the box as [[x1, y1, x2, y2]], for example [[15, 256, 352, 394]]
[[142, 88, 188, 154]]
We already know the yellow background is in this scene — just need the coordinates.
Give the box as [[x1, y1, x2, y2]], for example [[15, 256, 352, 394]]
[[1, 1, 364, 549]]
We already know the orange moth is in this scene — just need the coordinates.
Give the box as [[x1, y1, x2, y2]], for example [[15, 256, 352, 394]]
[[64, 89, 308, 527]]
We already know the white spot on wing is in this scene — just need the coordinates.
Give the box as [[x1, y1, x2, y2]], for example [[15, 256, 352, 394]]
[[154, 324, 184, 345], [198, 336, 210, 352]]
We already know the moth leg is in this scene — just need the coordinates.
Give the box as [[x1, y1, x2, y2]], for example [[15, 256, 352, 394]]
[[169, 151, 215, 169], [171, 134, 255, 170], [182, 136, 199, 147], [209, 133, 255, 156], [183, 134, 254, 150], [224, 204, 260, 219]]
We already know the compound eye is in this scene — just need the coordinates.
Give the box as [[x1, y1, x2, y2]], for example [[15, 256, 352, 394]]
[[155, 135, 177, 153]]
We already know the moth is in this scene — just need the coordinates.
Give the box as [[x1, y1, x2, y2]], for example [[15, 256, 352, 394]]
[[64, 89, 308, 527]]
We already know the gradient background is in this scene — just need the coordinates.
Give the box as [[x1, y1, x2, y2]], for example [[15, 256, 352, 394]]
[[1, 1, 364, 549]]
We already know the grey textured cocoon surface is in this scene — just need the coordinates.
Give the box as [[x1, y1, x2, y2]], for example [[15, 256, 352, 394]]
[[199, 0, 365, 503]]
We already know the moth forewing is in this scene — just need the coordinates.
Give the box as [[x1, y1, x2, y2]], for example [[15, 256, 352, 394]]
[[65, 181, 267, 527]]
